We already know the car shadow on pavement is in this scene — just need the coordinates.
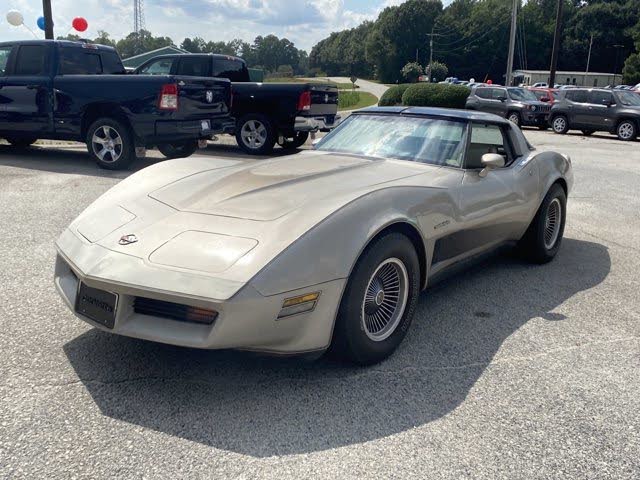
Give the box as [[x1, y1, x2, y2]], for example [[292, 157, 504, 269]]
[[63, 238, 610, 457]]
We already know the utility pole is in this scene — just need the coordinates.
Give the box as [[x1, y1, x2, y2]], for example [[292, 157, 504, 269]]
[[42, 0, 54, 39], [613, 44, 624, 86], [505, 0, 518, 86], [549, 0, 564, 88], [585, 33, 593, 86], [426, 27, 443, 83]]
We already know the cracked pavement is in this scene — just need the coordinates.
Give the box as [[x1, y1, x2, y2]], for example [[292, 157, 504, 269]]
[[0, 132, 639, 479]]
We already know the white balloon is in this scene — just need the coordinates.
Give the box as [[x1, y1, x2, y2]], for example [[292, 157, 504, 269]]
[[6, 10, 24, 27]]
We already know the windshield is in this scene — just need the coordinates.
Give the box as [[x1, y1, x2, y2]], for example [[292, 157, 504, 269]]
[[508, 88, 538, 102], [315, 114, 467, 167], [615, 91, 640, 107]]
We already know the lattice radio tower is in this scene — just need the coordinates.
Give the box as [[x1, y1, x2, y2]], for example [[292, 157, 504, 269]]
[[134, 0, 145, 34]]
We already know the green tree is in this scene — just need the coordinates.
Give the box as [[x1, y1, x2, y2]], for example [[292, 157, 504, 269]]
[[427, 61, 448, 82], [401, 62, 424, 82], [622, 54, 640, 84], [116, 30, 174, 58]]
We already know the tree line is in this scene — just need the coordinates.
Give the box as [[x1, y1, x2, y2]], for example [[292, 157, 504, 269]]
[[309, 0, 640, 85]]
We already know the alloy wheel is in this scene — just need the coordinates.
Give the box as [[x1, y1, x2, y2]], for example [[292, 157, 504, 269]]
[[544, 198, 562, 250], [91, 125, 123, 163], [618, 122, 635, 140], [553, 117, 566, 133], [240, 120, 268, 149]]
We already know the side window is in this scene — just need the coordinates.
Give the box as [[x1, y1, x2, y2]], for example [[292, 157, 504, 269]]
[[588, 90, 613, 106], [491, 88, 507, 100], [138, 58, 174, 75], [59, 49, 102, 74], [532, 90, 545, 100], [13, 45, 47, 76], [176, 57, 210, 77], [211, 59, 248, 81], [0, 46, 12, 75], [566, 90, 587, 103], [466, 123, 511, 169], [475, 88, 491, 99], [100, 51, 125, 74]]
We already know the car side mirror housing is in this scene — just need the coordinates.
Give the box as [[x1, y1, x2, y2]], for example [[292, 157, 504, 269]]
[[479, 153, 505, 177], [497, 96, 507, 102]]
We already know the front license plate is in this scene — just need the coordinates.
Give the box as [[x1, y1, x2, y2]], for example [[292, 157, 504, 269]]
[[201, 120, 211, 131], [75, 283, 118, 329]]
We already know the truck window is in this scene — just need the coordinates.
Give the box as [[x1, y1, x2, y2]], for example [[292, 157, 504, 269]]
[[211, 58, 248, 81], [177, 57, 210, 77], [59, 49, 102, 74], [13, 45, 47, 76], [0, 46, 11, 75], [138, 58, 173, 75], [100, 51, 125, 74]]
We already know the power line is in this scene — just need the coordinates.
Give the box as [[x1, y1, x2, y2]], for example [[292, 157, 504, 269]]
[[433, 15, 511, 49], [433, 17, 511, 54]]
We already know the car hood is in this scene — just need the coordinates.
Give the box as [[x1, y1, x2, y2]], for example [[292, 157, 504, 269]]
[[148, 150, 426, 220]]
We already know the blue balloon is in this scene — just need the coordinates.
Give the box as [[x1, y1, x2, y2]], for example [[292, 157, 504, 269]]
[[37, 16, 45, 31]]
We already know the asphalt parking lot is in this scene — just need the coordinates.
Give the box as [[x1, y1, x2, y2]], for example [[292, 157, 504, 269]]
[[0, 131, 638, 479]]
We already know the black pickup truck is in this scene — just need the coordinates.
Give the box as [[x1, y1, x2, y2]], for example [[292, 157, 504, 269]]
[[134, 54, 340, 154], [0, 40, 233, 169]]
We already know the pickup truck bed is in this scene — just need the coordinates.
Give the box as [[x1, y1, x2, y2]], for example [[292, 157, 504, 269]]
[[0, 40, 233, 169]]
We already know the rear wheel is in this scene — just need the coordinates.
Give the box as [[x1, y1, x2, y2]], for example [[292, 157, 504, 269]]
[[507, 111, 521, 127], [551, 115, 569, 134], [280, 132, 309, 150], [157, 140, 199, 159], [235, 114, 276, 155], [517, 184, 567, 264], [86, 117, 135, 170], [4, 137, 37, 148], [330, 232, 420, 365], [616, 120, 637, 141]]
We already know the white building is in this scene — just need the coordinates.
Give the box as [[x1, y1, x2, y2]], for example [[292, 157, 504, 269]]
[[513, 69, 620, 87]]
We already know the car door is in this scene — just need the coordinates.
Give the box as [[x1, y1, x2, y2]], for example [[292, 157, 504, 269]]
[[0, 44, 13, 125], [564, 89, 590, 127], [583, 90, 615, 130], [0, 43, 53, 134], [455, 122, 537, 257], [490, 88, 509, 117]]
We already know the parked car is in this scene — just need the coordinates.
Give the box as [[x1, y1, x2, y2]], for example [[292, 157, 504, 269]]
[[134, 54, 340, 155], [528, 87, 559, 103], [466, 85, 551, 128], [54, 106, 573, 365], [549, 87, 640, 140], [532, 82, 548, 88]]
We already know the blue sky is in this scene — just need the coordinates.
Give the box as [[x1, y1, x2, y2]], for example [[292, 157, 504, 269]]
[[2, 0, 418, 51]]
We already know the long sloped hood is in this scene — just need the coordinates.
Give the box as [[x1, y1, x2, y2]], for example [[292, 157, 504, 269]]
[[148, 150, 426, 220]]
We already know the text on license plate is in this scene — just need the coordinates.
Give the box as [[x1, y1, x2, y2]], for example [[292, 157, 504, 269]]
[[75, 282, 118, 329]]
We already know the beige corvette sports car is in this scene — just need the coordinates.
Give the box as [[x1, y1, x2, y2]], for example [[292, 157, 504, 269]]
[[54, 107, 573, 365]]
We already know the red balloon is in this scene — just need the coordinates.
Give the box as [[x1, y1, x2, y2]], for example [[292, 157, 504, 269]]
[[72, 17, 88, 32], [486, 79, 493, 85]]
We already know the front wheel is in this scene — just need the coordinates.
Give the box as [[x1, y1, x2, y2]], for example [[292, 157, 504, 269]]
[[330, 232, 420, 365], [86, 117, 135, 170], [157, 140, 199, 159], [517, 184, 567, 264], [4, 137, 38, 148], [280, 132, 309, 150], [551, 115, 569, 134], [235, 114, 276, 155], [616, 120, 637, 141], [507, 112, 521, 127]]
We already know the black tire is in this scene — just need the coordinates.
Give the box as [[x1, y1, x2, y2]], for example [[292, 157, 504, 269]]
[[517, 184, 567, 264], [551, 115, 569, 134], [330, 232, 420, 365], [538, 125, 549, 131], [235, 114, 276, 155], [4, 137, 37, 148], [581, 129, 594, 136], [616, 119, 637, 141], [157, 140, 199, 159], [507, 111, 521, 127], [86, 117, 135, 170], [280, 132, 309, 150]]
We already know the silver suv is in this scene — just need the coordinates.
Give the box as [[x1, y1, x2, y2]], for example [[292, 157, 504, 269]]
[[465, 86, 551, 129], [549, 88, 640, 141]]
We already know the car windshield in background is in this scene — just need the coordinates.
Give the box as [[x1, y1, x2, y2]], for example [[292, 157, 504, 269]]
[[615, 91, 640, 106], [316, 115, 467, 167], [508, 88, 538, 102]]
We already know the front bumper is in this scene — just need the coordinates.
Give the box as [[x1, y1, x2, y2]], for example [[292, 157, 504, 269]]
[[521, 111, 550, 126], [294, 114, 341, 133], [54, 230, 345, 355]]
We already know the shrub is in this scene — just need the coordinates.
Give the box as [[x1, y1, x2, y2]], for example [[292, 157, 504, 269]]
[[426, 61, 448, 82], [378, 84, 411, 106], [339, 91, 361, 110], [401, 83, 470, 109], [401, 62, 424, 83]]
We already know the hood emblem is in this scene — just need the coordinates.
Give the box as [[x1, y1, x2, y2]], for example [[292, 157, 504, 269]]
[[206, 90, 214, 103], [118, 234, 138, 246]]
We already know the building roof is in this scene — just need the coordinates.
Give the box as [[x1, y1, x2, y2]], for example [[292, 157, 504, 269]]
[[514, 69, 616, 76]]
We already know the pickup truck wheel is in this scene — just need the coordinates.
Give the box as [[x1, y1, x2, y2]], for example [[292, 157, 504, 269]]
[[236, 114, 276, 155], [157, 140, 199, 159], [86, 118, 135, 170], [281, 132, 309, 150], [5, 137, 37, 148]]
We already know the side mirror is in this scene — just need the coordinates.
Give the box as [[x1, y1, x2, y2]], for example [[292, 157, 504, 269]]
[[479, 153, 505, 177], [497, 96, 507, 102]]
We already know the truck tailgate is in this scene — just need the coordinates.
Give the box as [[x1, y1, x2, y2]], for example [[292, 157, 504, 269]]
[[308, 84, 339, 116], [173, 76, 231, 118]]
